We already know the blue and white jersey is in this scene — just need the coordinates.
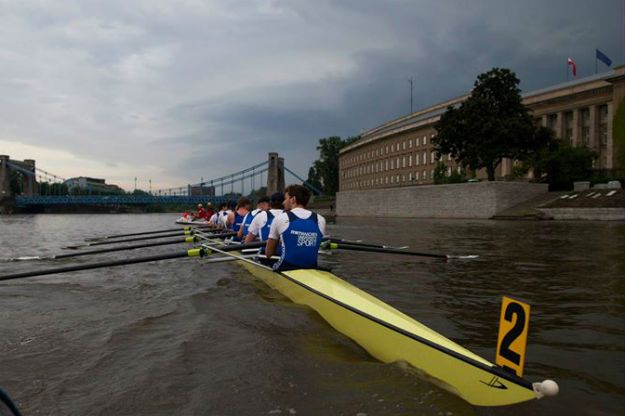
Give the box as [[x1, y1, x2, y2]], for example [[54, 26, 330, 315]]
[[241, 208, 261, 238], [249, 209, 283, 241], [268, 208, 326, 271]]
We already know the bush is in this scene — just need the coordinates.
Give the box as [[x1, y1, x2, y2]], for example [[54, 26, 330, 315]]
[[532, 142, 596, 191]]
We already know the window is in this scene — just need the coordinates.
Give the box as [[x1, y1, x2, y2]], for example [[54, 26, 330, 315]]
[[422, 152, 427, 165], [415, 171, 420, 180], [396, 175, 400, 183], [423, 136, 427, 145], [408, 155, 412, 167], [391, 159, 394, 170], [402, 156, 406, 168], [385, 160, 389, 171], [409, 172, 412, 181], [409, 139, 413, 148], [396, 157, 400, 169], [431, 151, 435, 163], [402, 142, 406, 150], [423, 170, 427, 179], [391, 144, 395, 152], [416, 153, 420, 166]]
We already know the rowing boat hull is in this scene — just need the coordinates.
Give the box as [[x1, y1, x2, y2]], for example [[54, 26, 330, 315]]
[[237, 260, 537, 407]]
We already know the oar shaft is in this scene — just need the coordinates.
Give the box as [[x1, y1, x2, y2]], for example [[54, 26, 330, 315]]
[[0, 241, 265, 281], [330, 243, 448, 259], [68, 231, 235, 249], [86, 225, 218, 241], [328, 238, 405, 249], [54, 237, 192, 259], [78, 231, 188, 247], [0, 250, 197, 281]]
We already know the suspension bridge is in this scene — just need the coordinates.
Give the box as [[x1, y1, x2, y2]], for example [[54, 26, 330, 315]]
[[0, 153, 321, 210]]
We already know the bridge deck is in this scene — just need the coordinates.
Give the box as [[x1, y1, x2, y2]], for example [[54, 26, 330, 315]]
[[15, 195, 229, 206]]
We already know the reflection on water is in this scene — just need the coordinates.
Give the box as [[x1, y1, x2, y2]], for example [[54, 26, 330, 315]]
[[0, 214, 624, 415]]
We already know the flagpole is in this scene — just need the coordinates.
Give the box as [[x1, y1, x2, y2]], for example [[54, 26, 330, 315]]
[[595, 49, 598, 74]]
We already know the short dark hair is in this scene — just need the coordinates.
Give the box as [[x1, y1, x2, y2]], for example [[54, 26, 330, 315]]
[[257, 196, 270, 204], [218, 202, 228, 210], [237, 197, 251, 210], [284, 184, 311, 207], [270, 192, 284, 209]]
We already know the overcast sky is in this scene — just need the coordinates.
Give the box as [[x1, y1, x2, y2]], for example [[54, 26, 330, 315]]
[[1, 0, 623, 191]]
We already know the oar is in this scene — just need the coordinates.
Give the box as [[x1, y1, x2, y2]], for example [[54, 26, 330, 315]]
[[7, 236, 200, 262], [84, 226, 196, 241], [0, 242, 265, 282], [327, 238, 408, 250], [323, 242, 478, 260], [64, 231, 235, 250]]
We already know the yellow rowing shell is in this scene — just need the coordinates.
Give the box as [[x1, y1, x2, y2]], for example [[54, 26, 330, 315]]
[[238, 260, 540, 407]]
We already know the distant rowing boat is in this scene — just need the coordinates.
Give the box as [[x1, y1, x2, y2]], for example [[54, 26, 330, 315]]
[[175, 216, 210, 225]]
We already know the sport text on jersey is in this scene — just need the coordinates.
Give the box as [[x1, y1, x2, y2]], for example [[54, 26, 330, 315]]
[[289, 230, 318, 247]]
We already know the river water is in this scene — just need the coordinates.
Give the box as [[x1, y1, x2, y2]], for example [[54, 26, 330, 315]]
[[0, 214, 623, 416]]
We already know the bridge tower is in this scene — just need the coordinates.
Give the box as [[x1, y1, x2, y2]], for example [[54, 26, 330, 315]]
[[0, 155, 10, 198], [22, 159, 38, 196], [266, 152, 285, 195], [0, 155, 39, 197]]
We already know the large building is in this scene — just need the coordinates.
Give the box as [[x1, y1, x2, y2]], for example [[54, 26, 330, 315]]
[[339, 66, 625, 192]]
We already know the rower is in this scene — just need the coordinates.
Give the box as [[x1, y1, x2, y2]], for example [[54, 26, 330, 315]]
[[218, 201, 235, 229], [196, 203, 207, 220], [205, 202, 215, 220], [245, 192, 284, 244], [209, 202, 228, 228], [237, 196, 270, 240], [227, 197, 251, 240], [266, 185, 326, 271]]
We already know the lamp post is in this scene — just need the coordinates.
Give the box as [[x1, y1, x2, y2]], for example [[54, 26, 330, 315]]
[[134, 177, 137, 192]]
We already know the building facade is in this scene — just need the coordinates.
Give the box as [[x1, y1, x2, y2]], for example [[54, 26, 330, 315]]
[[339, 66, 625, 192]]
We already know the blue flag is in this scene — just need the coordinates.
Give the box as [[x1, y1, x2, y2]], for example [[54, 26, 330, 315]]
[[596, 49, 612, 66]]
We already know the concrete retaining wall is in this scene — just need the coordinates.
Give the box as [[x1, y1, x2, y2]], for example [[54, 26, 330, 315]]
[[537, 208, 625, 221], [336, 182, 548, 219]]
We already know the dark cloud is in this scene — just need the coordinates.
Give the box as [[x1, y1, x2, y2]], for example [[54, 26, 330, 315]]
[[0, 0, 622, 189]]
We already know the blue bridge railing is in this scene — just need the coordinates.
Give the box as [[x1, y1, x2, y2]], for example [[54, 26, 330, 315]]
[[16, 195, 230, 207]]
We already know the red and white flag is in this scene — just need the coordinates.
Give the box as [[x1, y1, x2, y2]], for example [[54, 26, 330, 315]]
[[567, 57, 577, 77]]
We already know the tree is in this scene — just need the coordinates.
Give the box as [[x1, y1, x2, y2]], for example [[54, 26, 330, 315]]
[[434, 68, 535, 181], [307, 135, 359, 195], [530, 140, 597, 191]]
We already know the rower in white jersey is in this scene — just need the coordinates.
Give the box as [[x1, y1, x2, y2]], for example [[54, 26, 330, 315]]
[[237, 196, 270, 241], [219, 200, 236, 229], [245, 192, 284, 244], [209, 202, 228, 228], [265, 185, 327, 271]]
